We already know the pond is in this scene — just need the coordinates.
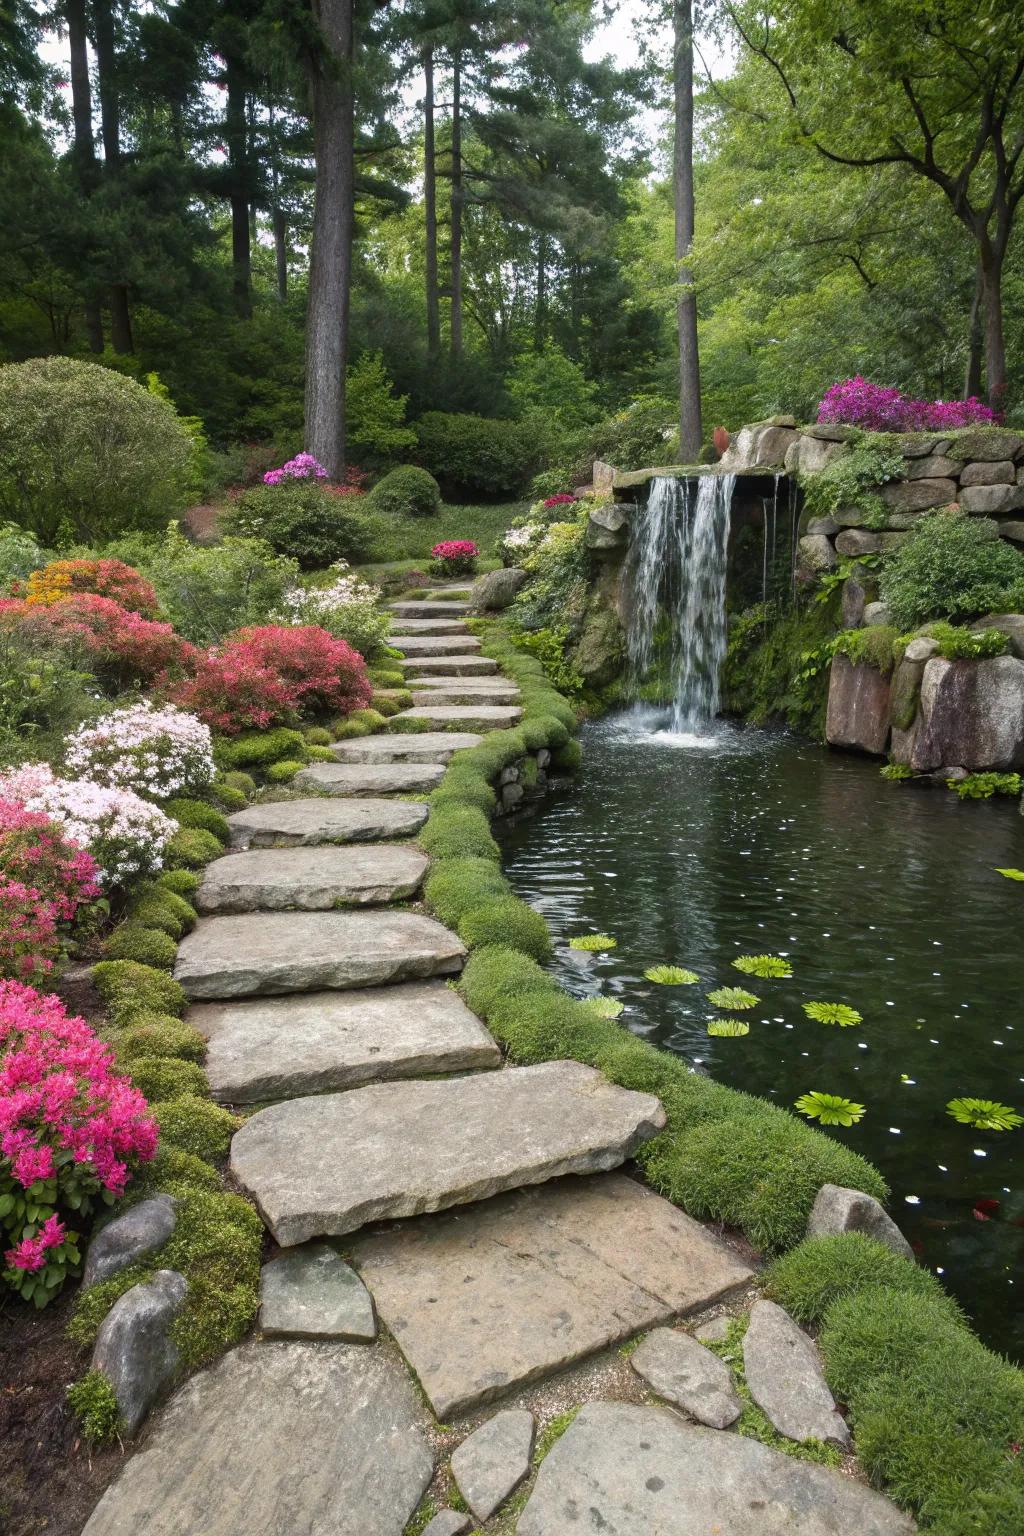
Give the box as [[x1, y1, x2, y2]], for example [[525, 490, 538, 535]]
[[499, 710, 1024, 1361]]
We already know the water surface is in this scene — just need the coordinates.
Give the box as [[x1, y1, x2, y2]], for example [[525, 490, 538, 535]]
[[500, 711, 1024, 1358]]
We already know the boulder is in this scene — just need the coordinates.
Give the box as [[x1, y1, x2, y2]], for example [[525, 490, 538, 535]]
[[807, 1184, 914, 1261], [960, 483, 1024, 515], [903, 636, 940, 662], [575, 600, 625, 685], [260, 1244, 376, 1341], [863, 600, 892, 626], [901, 454, 960, 480], [825, 655, 891, 756], [834, 528, 880, 557], [898, 434, 950, 458], [83, 1195, 177, 1288], [586, 502, 630, 551], [1000, 520, 1024, 545], [960, 460, 1015, 486], [91, 1269, 187, 1436], [898, 655, 1024, 771], [470, 566, 527, 611], [888, 658, 924, 732], [629, 1327, 742, 1428], [796, 534, 837, 574], [742, 1300, 851, 1447], [949, 428, 1024, 461], [878, 531, 909, 552], [841, 577, 866, 629], [721, 422, 797, 470], [450, 1409, 535, 1520], [592, 459, 616, 490], [978, 613, 1024, 659], [879, 478, 957, 512], [806, 514, 840, 537], [801, 423, 859, 442], [784, 435, 846, 475]]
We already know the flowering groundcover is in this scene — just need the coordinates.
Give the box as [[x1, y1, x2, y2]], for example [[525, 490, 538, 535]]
[[817, 377, 998, 433]]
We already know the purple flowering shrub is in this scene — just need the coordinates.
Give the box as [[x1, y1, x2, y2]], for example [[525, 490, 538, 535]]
[[262, 452, 328, 486], [817, 378, 998, 433]]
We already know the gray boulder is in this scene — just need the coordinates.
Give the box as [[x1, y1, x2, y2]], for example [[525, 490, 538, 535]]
[[825, 655, 890, 756], [470, 566, 527, 612], [743, 1301, 851, 1448], [796, 534, 837, 575], [960, 460, 1015, 486], [260, 1244, 376, 1341], [863, 600, 892, 626], [1000, 520, 1024, 545], [900, 655, 1024, 771], [960, 483, 1024, 515], [902, 454, 960, 481], [898, 434, 950, 458], [808, 1184, 914, 1261], [83, 1195, 177, 1288], [450, 1409, 535, 1520], [834, 528, 880, 558], [586, 501, 630, 551], [841, 577, 867, 629], [807, 514, 840, 537], [879, 478, 957, 513], [903, 636, 940, 662], [721, 422, 797, 470], [592, 459, 616, 490], [950, 429, 1024, 461], [91, 1269, 187, 1435], [785, 435, 846, 475]]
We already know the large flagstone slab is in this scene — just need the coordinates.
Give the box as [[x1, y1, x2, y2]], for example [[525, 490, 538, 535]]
[[230, 1061, 665, 1247], [385, 617, 470, 634], [353, 1172, 751, 1418], [81, 1341, 432, 1536], [409, 682, 521, 706], [329, 732, 482, 764], [174, 910, 465, 999], [195, 845, 428, 913], [226, 797, 427, 849], [389, 634, 481, 655], [389, 601, 471, 617], [190, 980, 501, 1102], [294, 760, 446, 795], [392, 704, 523, 730], [518, 1402, 915, 1536], [398, 654, 498, 675]]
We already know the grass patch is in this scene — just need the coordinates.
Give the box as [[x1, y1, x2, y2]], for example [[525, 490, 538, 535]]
[[364, 501, 524, 563], [763, 1234, 963, 1326]]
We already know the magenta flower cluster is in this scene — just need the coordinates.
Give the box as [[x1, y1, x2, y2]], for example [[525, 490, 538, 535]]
[[431, 541, 479, 559], [817, 377, 998, 433], [262, 452, 328, 486]]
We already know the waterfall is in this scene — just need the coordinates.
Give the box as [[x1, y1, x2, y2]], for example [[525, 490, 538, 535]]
[[626, 472, 736, 733]]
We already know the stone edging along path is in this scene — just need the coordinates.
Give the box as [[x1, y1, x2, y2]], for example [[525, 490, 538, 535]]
[[80, 599, 926, 1535]]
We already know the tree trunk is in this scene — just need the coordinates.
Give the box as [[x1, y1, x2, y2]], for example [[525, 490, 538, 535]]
[[92, 0, 133, 352], [535, 232, 547, 351], [450, 50, 463, 359], [66, 0, 103, 352], [979, 242, 1007, 411], [963, 259, 984, 400], [423, 46, 441, 361], [673, 0, 702, 459], [272, 204, 288, 301], [304, 0, 354, 478], [226, 53, 252, 320]]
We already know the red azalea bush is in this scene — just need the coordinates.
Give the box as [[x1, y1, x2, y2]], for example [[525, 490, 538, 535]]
[[430, 539, 479, 576], [542, 494, 577, 507], [1, 594, 196, 690], [24, 558, 159, 617], [168, 649, 298, 734], [817, 378, 999, 433], [0, 981, 158, 1304], [0, 799, 100, 982]]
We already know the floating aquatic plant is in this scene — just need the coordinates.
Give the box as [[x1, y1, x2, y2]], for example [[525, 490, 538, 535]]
[[707, 1018, 749, 1037], [733, 954, 792, 979], [995, 867, 1024, 881], [795, 1091, 866, 1127], [707, 986, 759, 1010], [569, 934, 616, 952], [644, 965, 699, 985], [581, 996, 624, 1019], [946, 1098, 1023, 1131], [803, 1001, 862, 1028]]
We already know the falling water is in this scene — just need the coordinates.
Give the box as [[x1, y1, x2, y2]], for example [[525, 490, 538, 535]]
[[626, 472, 736, 732]]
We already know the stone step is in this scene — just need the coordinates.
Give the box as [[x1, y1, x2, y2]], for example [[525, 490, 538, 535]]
[[329, 732, 482, 764], [81, 1341, 433, 1536], [195, 845, 428, 914], [389, 634, 481, 656], [389, 600, 472, 617], [353, 1173, 752, 1420], [409, 683, 521, 707], [174, 910, 465, 1000], [386, 617, 471, 635], [226, 798, 427, 849], [392, 704, 523, 730], [190, 981, 501, 1103], [231, 1061, 665, 1247], [295, 760, 447, 795], [398, 654, 498, 676]]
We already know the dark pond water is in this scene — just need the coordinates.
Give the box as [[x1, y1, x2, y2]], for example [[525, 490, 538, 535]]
[[499, 710, 1024, 1359]]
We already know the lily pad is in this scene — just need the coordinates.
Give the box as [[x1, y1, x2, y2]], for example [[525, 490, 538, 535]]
[[795, 1091, 866, 1127], [995, 867, 1024, 881], [803, 1001, 862, 1028], [706, 1018, 749, 1037], [644, 965, 699, 985], [707, 986, 759, 1010], [946, 1097, 1022, 1131], [732, 954, 792, 979], [569, 933, 617, 952]]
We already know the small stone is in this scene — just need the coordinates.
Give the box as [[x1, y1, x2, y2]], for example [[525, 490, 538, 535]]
[[226, 797, 427, 849], [960, 483, 1024, 515], [470, 567, 527, 611], [903, 636, 940, 662], [83, 1195, 177, 1288], [260, 1244, 376, 1341], [800, 423, 859, 442], [863, 600, 892, 626], [630, 1327, 741, 1428], [295, 761, 447, 795], [807, 1184, 914, 1261], [502, 781, 525, 809], [959, 460, 1015, 486], [742, 1300, 851, 1447], [536, 749, 551, 768], [91, 1269, 187, 1436], [879, 477, 956, 512], [694, 1314, 732, 1344], [451, 1409, 535, 1520], [834, 528, 880, 557], [421, 1514, 470, 1536]]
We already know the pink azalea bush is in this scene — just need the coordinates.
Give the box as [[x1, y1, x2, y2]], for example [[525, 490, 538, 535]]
[[430, 540, 479, 576], [262, 451, 328, 486], [0, 981, 157, 1303], [0, 594, 197, 690], [542, 494, 577, 507], [0, 799, 99, 981], [65, 701, 215, 800], [817, 377, 999, 433]]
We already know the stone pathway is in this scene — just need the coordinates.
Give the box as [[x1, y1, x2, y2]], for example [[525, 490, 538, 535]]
[[88, 602, 915, 1536]]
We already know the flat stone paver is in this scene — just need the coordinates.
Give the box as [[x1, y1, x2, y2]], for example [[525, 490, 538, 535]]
[[398, 654, 498, 675], [329, 733, 483, 764], [81, 1341, 433, 1536], [386, 617, 471, 634], [517, 1402, 915, 1536], [421, 1514, 469, 1536], [389, 601, 472, 617], [630, 1327, 741, 1428], [392, 704, 523, 730], [226, 798, 427, 849], [231, 1062, 665, 1247], [353, 1173, 753, 1418], [743, 1300, 851, 1447], [260, 1245, 376, 1341], [195, 845, 428, 913], [389, 634, 481, 655], [409, 683, 521, 706], [295, 761, 446, 795], [174, 910, 465, 999], [190, 981, 501, 1102], [450, 1409, 534, 1520]]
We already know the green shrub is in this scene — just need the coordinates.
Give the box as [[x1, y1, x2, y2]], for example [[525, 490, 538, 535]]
[[265, 758, 304, 783], [368, 666, 405, 688], [764, 1235, 962, 1326], [413, 411, 538, 496], [227, 481, 389, 569], [67, 1370, 123, 1446], [371, 692, 402, 717], [457, 895, 552, 960], [0, 358, 194, 544], [346, 350, 417, 458], [128, 1055, 209, 1102], [424, 857, 510, 927], [91, 960, 186, 1023], [118, 1013, 207, 1064], [151, 1096, 239, 1163], [369, 465, 442, 518], [162, 798, 231, 844], [949, 770, 1022, 799], [138, 524, 300, 646], [104, 924, 178, 970], [126, 885, 197, 939], [880, 510, 1024, 628], [918, 620, 1010, 660], [418, 804, 500, 862], [157, 868, 202, 898], [587, 397, 678, 473], [350, 707, 387, 730], [207, 782, 246, 811], [304, 726, 332, 746], [165, 826, 223, 869], [305, 745, 336, 762], [214, 727, 307, 770], [216, 770, 257, 798], [832, 625, 899, 674]]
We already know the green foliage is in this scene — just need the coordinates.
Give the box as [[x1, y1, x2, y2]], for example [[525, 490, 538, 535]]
[[587, 397, 678, 471], [799, 440, 904, 525], [721, 599, 838, 739], [418, 804, 501, 862], [413, 412, 538, 496], [151, 1096, 239, 1163], [0, 616, 99, 767], [265, 758, 305, 783], [228, 481, 389, 570], [764, 1234, 964, 1327], [802, 1001, 862, 1027], [331, 718, 372, 740], [118, 1013, 207, 1065], [795, 1091, 866, 1126], [164, 826, 223, 869], [946, 1097, 1022, 1130], [733, 954, 792, 978], [509, 344, 599, 432], [507, 624, 585, 696], [125, 887, 196, 940], [919, 621, 1011, 660], [104, 923, 178, 970], [346, 351, 416, 458], [215, 727, 307, 770], [510, 511, 591, 633], [645, 965, 699, 984], [881, 761, 914, 781], [158, 868, 203, 897], [533, 1406, 582, 1463], [91, 960, 186, 1024], [215, 769, 257, 799], [879, 511, 1024, 629], [581, 996, 624, 1019], [707, 1018, 750, 1036], [66, 1371, 123, 1446], [947, 771, 1022, 799], [136, 525, 300, 646], [128, 1055, 208, 1102], [369, 465, 442, 518], [0, 357, 194, 544], [832, 625, 898, 674], [707, 986, 759, 1009], [996, 867, 1024, 880], [457, 896, 552, 960], [161, 798, 231, 844], [568, 932, 616, 950], [423, 856, 510, 927]]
